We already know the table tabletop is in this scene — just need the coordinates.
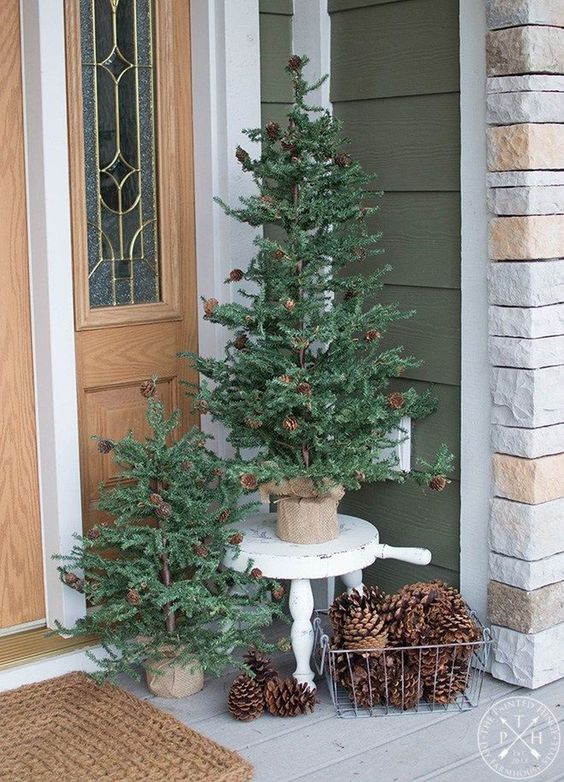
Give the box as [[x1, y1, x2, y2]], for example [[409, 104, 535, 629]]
[[223, 512, 380, 580]]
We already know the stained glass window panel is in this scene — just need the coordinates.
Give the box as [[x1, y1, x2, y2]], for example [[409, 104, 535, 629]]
[[80, 0, 160, 307]]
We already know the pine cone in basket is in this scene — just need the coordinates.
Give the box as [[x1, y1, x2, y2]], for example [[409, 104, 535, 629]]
[[377, 654, 423, 711], [424, 660, 470, 705], [243, 646, 278, 690], [329, 585, 385, 635], [264, 677, 315, 717], [342, 608, 388, 653], [380, 582, 440, 645], [346, 660, 383, 709], [228, 674, 264, 721]]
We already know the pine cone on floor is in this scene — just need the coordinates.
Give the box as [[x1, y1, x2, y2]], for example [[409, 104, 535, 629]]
[[425, 660, 470, 705], [243, 647, 278, 690], [329, 586, 385, 635], [264, 677, 315, 717], [228, 674, 264, 721]]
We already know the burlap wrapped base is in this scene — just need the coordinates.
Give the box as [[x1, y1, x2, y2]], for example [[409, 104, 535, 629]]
[[145, 654, 204, 698], [261, 478, 345, 544]]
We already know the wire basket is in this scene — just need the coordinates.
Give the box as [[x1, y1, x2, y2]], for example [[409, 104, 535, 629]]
[[313, 611, 493, 718]]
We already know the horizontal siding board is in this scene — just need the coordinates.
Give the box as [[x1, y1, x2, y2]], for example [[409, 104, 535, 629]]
[[366, 192, 461, 289], [335, 94, 460, 192], [330, 0, 406, 12], [331, 0, 459, 101], [259, 0, 293, 14], [342, 479, 460, 571], [377, 285, 460, 385], [259, 14, 293, 103], [363, 560, 459, 595]]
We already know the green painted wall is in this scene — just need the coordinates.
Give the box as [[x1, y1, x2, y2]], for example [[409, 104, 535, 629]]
[[330, 0, 461, 593], [259, 0, 294, 127]]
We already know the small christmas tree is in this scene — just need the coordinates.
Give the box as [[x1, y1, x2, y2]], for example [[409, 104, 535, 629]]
[[55, 383, 283, 685], [186, 56, 452, 537]]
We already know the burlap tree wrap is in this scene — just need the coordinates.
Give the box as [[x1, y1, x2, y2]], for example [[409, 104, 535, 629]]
[[260, 478, 344, 544], [145, 653, 204, 698]]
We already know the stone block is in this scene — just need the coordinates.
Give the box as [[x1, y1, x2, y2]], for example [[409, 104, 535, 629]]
[[489, 334, 564, 368], [489, 303, 564, 338], [489, 260, 564, 306], [487, 26, 564, 76], [488, 185, 564, 216], [488, 0, 564, 29], [490, 215, 564, 260], [490, 551, 564, 590], [491, 366, 564, 426], [490, 622, 564, 688], [488, 74, 564, 93], [487, 124, 564, 171], [492, 422, 564, 457], [493, 453, 564, 504], [490, 496, 564, 559], [488, 170, 564, 187], [487, 90, 564, 124], [488, 579, 564, 633]]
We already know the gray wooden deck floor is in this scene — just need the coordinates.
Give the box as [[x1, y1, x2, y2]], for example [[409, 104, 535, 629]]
[[121, 638, 564, 782]]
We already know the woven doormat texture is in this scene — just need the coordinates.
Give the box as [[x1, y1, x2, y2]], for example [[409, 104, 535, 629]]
[[0, 672, 253, 782]]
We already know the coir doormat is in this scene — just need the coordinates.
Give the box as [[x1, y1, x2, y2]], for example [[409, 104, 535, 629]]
[[0, 672, 253, 781]]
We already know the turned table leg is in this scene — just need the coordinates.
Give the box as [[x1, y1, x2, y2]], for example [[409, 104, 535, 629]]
[[289, 578, 316, 690], [342, 569, 364, 596]]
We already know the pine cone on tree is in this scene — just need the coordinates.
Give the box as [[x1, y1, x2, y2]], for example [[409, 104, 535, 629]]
[[240, 473, 258, 490], [265, 121, 280, 141], [282, 415, 299, 431], [228, 674, 264, 721], [243, 647, 278, 689], [140, 379, 157, 398], [127, 588, 141, 605], [97, 439, 114, 454], [329, 586, 385, 635], [287, 55, 302, 71], [297, 381, 311, 395], [271, 584, 285, 602], [264, 677, 315, 717], [229, 268, 244, 282], [233, 333, 248, 350], [203, 298, 218, 317], [334, 153, 352, 168], [387, 391, 405, 410]]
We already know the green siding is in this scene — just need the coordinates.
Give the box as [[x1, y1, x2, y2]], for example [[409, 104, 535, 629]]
[[331, 0, 461, 592], [259, 2, 293, 126]]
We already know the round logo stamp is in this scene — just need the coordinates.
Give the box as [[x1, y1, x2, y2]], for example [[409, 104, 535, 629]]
[[478, 696, 560, 779]]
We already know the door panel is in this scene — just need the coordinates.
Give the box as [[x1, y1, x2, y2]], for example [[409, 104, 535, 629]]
[[0, 0, 45, 627], [65, 0, 198, 534]]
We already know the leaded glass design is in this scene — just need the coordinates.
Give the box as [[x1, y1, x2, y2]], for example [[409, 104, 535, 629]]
[[80, 0, 160, 307]]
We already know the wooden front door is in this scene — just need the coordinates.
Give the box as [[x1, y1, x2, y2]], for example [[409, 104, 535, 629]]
[[0, 0, 45, 628], [65, 0, 198, 533]]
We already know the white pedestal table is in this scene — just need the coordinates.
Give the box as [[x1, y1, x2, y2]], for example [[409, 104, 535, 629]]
[[223, 512, 431, 689]]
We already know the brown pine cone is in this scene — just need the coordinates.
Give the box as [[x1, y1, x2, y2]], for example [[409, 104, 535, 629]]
[[334, 153, 352, 168], [155, 502, 172, 519], [365, 329, 381, 342], [235, 146, 250, 165], [380, 583, 439, 645], [264, 677, 315, 717], [282, 415, 299, 431], [233, 333, 248, 350], [288, 55, 302, 71], [127, 588, 141, 605], [250, 568, 263, 580], [425, 661, 470, 705], [228, 532, 243, 545], [344, 289, 357, 301], [149, 493, 163, 505], [274, 248, 286, 260], [283, 298, 295, 311], [342, 607, 386, 647], [194, 544, 209, 558], [140, 378, 157, 398], [217, 509, 231, 523], [228, 674, 264, 721], [296, 381, 311, 395], [63, 571, 80, 588], [245, 418, 263, 429], [354, 471, 366, 482], [278, 374, 294, 384], [265, 121, 280, 140], [229, 268, 244, 282], [329, 586, 385, 635], [387, 391, 405, 410], [344, 659, 383, 709], [203, 298, 218, 317], [240, 473, 258, 491], [271, 584, 285, 602], [243, 647, 278, 689], [376, 654, 423, 711], [429, 475, 449, 492], [97, 439, 113, 454], [87, 526, 101, 540]]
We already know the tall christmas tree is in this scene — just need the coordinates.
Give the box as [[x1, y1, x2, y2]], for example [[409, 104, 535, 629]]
[[186, 56, 452, 532], [55, 384, 284, 685]]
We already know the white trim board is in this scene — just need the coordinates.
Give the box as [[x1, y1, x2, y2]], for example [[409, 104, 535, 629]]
[[0, 646, 106, 693], [459, 2, 490, 621]]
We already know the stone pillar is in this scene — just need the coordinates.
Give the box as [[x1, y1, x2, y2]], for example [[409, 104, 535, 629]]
[[486, 0, 564, 688]]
